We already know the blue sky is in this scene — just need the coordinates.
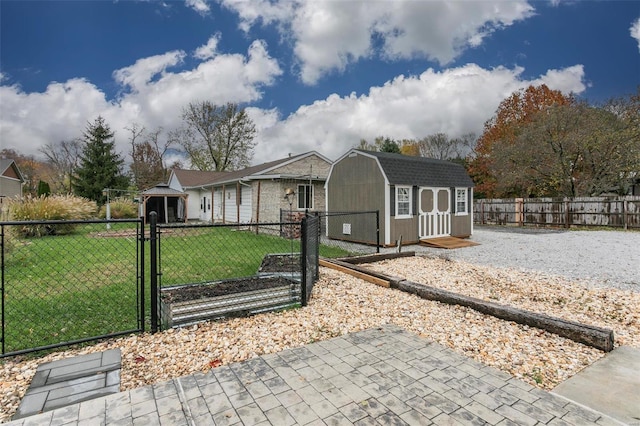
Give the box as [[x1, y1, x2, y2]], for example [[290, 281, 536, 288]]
[[1, 0, 639, 165]]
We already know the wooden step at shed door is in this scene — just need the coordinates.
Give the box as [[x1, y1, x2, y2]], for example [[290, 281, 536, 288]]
[[419, 236, 480, 249]]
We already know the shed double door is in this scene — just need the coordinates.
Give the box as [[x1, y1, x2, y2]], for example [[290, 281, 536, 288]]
[[419, 187, 451, 238]]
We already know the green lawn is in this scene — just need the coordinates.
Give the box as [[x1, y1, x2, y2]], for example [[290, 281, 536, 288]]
[[1, 223, 351, 355]]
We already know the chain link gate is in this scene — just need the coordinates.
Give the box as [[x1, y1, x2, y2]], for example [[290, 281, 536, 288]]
[[1, 219, 145, 358]]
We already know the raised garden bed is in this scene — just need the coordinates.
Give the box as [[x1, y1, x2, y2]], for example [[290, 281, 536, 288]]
[[161, 275, 300, 328], [160, 253, 303, 328]]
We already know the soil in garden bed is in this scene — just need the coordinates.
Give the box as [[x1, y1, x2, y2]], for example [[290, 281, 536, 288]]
[[259, 254, 301, 273], [161, 276, 294, 304]]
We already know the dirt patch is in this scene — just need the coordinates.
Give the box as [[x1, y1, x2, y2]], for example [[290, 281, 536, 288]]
[[161, 276, 293, 303]]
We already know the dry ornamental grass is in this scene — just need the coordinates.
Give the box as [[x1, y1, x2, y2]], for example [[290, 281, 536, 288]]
[[1, 255, 638, 423]]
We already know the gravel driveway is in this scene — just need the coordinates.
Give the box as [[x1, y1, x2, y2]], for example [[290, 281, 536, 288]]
[[396, 226, 640, 292]]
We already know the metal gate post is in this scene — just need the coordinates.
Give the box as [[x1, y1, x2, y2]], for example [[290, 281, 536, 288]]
[[138, 218, 145, 332], [301, 217, 308, 307], [149, 212, 158, 333], [1, 224, 5, 354], [376, 210, 380, 253]]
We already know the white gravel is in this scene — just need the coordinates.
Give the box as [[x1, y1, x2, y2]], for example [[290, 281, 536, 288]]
[[393, 226, 640, 292]]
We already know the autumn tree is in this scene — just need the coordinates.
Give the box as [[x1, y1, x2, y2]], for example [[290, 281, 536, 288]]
[[40, 139, 82, 193], [0, 148, 53, 196], [171, 102, 256, 171], [469, 85, 574, 197], [491, 96, 640, 197], [127, 124, 169, 190], [73, 117, 129, 205], [400, 140, 420, 156]]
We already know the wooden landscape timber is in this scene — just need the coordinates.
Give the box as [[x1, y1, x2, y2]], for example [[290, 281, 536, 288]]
[[319, 259, 392, 288], [320, 254, 615, 352]]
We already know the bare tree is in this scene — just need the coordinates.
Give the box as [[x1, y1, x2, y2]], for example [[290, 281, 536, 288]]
[[39, 139, 82, 193], [127, 124, 169, 190], [171, 101, 256, 171], [417, 133, 475, 160]]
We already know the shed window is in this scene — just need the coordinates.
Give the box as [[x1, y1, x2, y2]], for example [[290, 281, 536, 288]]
[[455, 188, 468, 215], [297, 184, 313, 210], [396, 186, 412, 217]]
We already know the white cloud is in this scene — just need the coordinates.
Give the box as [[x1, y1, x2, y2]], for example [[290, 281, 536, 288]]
[[0, 38, 282, 161], [194, 33, 221, 60], [631, 17, 640, 52], [251, 63, 586, 162], [112, 51, 186, 93], [218, 0, 294, 32], [219, 0, 535, 84], [185, 0, 210, 15]]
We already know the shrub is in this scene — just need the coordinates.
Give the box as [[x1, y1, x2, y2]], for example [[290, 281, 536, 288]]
[[9, 194, 97, 237], [98, 198, 139, 219], [37, 180, 51, 197]]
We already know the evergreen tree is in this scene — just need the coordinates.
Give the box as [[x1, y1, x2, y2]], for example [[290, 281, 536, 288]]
[[37, 180, 51, 197], [73, 117, 129, 205], [379, 137, 401, 153]]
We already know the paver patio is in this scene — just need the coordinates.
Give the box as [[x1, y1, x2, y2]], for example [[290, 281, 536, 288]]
[[6, 325, 620, 425]]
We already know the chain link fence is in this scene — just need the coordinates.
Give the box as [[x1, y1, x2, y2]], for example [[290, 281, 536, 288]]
[[1, 214, 332, 356], [1, 219, 144, 357], [281, 210, 380, 256]]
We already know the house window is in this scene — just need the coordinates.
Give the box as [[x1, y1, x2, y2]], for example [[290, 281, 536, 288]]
[[396, 186, 411, 217], [455, 188, 468, 215], [297, 184, 313, 210]]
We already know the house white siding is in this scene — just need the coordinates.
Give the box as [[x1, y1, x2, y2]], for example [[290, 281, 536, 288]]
[[222, 185, 252, 223], [213, 188, 223, 221]]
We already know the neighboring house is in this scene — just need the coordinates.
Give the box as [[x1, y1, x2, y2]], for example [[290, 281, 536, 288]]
[[1, 159, 25, 216], [202, 152, 332, 224], [326, 149, 475, 246], [167, 169, 227, 221]]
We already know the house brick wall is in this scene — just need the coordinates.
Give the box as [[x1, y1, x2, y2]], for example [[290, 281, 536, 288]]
[[270, 155, 331, 177]]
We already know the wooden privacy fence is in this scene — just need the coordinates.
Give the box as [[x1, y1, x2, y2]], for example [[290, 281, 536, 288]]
[[474, 196, 640, 229]]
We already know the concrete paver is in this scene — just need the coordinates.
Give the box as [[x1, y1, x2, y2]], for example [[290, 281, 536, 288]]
[[12, 349, 121, 420], [553, 345, 640, 425], [7, 325, 625, 425]]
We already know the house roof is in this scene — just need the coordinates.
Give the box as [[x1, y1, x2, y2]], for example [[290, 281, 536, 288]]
[[171, 169, 227, 188], [354, 150, 474, 188], [0, 159, 25, 182], [208, 151, 329, 186]]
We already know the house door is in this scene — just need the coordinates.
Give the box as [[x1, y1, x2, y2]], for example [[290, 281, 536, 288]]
[[419, 187, 451, 238]]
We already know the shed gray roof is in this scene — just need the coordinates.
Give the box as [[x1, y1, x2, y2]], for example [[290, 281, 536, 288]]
[[357, 150, 474, 188]]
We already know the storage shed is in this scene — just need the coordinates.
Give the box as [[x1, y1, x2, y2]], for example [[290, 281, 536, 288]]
[[325, 149, 475, 246]]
